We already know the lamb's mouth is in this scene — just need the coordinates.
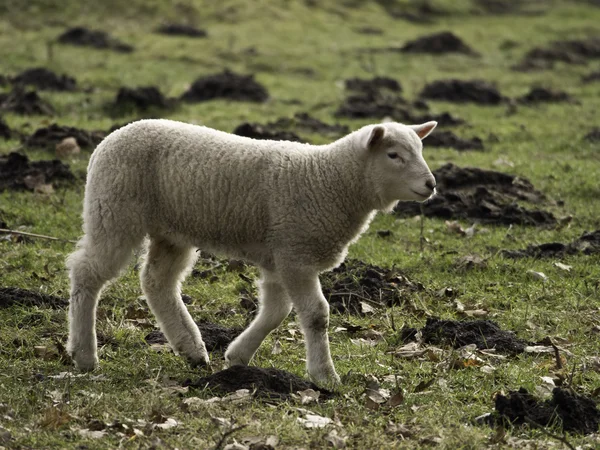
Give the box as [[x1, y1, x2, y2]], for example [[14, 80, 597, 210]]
[[410, 189, 433, 198]]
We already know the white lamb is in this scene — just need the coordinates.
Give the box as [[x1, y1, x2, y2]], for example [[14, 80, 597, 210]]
[[66, 118, 437, 384]]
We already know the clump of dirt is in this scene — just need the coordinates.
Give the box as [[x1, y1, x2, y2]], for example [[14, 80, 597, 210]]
[[345, 76, 402, 94], [582, 71, 600, 83], [270, 113, 349, 136], [321, 259, 423, 315], [155, 23, 207, 38], [413, 111, 465, 127], [585, 128, 600, 142], [233, 123, 304, 142], [400, 31, 477, 55], [0, 117, 11, 140], [419, 318, 530, 355], [145, 320, 241, 352], [426, 130, 484, 151], [0, 152, 75, 192], [492, 388, 600, 435], [111, 86, 175, 113], [473, 0, 549, 15], [0, 287, 68, 309], [24, 124, 106, 150], [0, 87, 55, 115], [394, 163, 557, 226], [514, 37, 600, 71], [181, 70, 269, 103], [420, 79, 504, 105], [518, 87, 574, 105], [11, 67, 77, 91], [502, 230, 600, 259], [184, 365, 332, 400], [57, 27, 134, 53]]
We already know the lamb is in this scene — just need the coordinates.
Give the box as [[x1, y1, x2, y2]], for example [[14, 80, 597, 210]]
[[66, 118, 437, 384]]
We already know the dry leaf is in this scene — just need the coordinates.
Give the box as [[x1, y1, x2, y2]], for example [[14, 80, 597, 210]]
[[271, 340, 282, 355], [445, 220, 466, 236], [527, 270, 548, 282], [223, 441, 248, 450], [39, 406, 72, 429], [154, 418, 178, 430], [78, 428, 107, 439], [297, 389, 320, 405], [463, 309, 489, 318], [553, 262, 572, 272], [388, 390, 404, 407], [297, 413, 331, 428], [55, 137, 81, 159], [325, 429, 347, 448], [360, 301, 375, 314]]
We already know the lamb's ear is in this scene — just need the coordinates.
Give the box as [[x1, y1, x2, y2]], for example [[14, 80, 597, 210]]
[[410, 121, 437, 140], [362, 125, 386, 150]]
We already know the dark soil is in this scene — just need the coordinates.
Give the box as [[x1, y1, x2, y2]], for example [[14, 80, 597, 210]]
[[24, 124, 106, 150], [394, 163, 557, 226], [0, 152, 75, 192], [277, 113, 349, 135], [181, 70, 269, 103], [335, 92, 409, 120], [420, 79, 504, 105], [145, 320, 241, 352], [474, 0, 549, 15], [0, 117, 11, 140], [582, 71, 600, 83], [492, 388, 600, 435], [514, 37, 600, 71], [0, 87, 55, 115], [502, 230, 600, 258], [426, 130, 484, 151], [184, 365, 332, 400], [345, 76, 402, 94], [233, 123, 304, 142], [155, 24, 207, 38], [518, 87, 574, 105], [112, 86, 175, 113], [585, 128, 600, 143], [411, 111, 465, 127], [57, 27, 134, 53], [11, 67, 77, 91], [0, 287, 68, 309], [321, 259, 423, 315], [419, 318, 530, 355], [400, 31, 477, 55]]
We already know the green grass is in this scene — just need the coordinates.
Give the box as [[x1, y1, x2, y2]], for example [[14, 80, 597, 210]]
[[1, 0, 600, 448]]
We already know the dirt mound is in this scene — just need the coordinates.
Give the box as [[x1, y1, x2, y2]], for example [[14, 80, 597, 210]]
[[184, 365, 331, 400], [0, 117, 11, 140], [0, 87, 54, 115], [474, 0, 549, 15], [112, 86, 174, 113], [155, 24, 207, 38], [181, 70, 269, 103], [345, 76, 402, 94], [420, 318, 530, 355], [12, 67, 77, 91], [24, 124, 106, 150], [57, 27, 134, 53], [0, 287, 68, 309], [492, 388, 600, 435], [502, 230, 600, 259], [518, 87, 574, 105], [233, 123, 304, 142], [420, 79, 504, 105], [335, 93, 409, 119], [514, 37, 600, 71], [321, 259, 422, 315], [583, 71, 600, 83], [145, 321, 241, 352], [271, 113, 349, 136], [413, 111, 465, 127], [400, 31, 477, 55], [585, 128, 600, 142], [394, 163, 556, 226], [426, 130, 484, 151], [0, 152, 75, 192]]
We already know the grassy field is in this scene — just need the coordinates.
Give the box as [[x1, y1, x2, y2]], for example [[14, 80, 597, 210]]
[[1, 0, 600, 448]]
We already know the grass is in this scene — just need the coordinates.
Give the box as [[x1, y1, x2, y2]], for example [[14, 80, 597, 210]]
[[1, 0, 600, 448]]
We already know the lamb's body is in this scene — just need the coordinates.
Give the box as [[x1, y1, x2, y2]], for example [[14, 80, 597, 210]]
[[67, 119, 436, 384]]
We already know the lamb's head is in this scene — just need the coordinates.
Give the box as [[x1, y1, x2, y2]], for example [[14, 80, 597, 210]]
[[360, 121, 437, 211]]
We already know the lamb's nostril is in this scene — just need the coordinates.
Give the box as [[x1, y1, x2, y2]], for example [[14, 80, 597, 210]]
[[426, 179, 436, 190]]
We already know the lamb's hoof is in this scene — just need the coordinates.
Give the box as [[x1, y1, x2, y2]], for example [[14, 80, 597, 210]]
[[224, 352, 249, 368], [187, 354, 210, 369], [71, 352, 98, 372], [308, 368, 341, 388]]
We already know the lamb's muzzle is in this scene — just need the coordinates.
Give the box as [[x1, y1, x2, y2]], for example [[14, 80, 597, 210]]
[[66, 118, 438, 385]]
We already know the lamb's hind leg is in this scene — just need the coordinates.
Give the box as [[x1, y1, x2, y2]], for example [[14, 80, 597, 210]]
[[67, 236, 139, 370], [225, 269, 292, 366], [141, 238, 209, 367]]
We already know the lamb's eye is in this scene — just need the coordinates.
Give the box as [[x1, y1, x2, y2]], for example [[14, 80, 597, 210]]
[[387, 152, 399, 159]]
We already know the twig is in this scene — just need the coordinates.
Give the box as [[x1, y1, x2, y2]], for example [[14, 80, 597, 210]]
[[549, 338, 563, 370], [212, 424, 248, 450], [524, 418, 575, 450], [0, 228, 77, 244], [419, 204, 425, 252]]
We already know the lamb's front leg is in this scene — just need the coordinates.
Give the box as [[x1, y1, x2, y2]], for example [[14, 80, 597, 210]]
[[280, 270, 340, 385], [225, 269, 292, 366]]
